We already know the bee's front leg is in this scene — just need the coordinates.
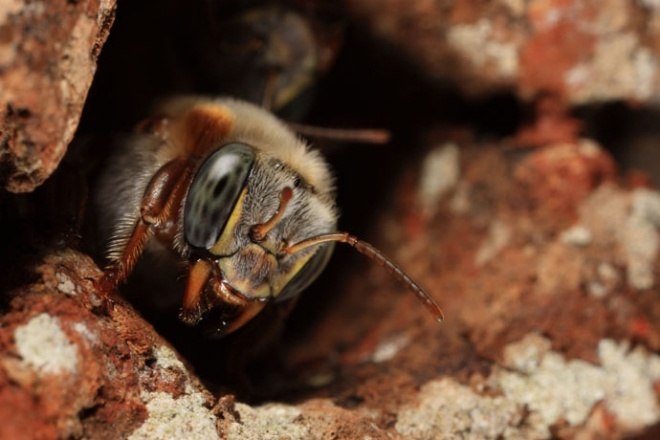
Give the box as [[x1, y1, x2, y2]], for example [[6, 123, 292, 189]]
[[96, 158, 192, 308]]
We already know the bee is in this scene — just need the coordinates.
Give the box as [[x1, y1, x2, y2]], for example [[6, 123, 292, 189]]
[[95, 96, 443, 336]]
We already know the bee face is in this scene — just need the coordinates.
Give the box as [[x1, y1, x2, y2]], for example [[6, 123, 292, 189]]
[[183, 141, 337, 302]]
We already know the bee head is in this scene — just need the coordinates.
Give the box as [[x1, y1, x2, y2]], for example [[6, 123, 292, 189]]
[[180, 142, 337, 333]]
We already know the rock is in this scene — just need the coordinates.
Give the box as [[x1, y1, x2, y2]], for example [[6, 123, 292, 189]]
[[0, 250, 216, 439], [345, 0, 660, 103], [0, 0, 116, 193]]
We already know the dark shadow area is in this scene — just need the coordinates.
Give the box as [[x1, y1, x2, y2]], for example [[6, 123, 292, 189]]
[[577, 102, 660, 186]]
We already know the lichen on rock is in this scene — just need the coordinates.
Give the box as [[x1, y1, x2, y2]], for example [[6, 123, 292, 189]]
[[14, 313, 78, 375]]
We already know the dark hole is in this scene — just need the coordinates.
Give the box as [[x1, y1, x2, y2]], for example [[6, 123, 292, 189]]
[[78, 404, 102, 420]]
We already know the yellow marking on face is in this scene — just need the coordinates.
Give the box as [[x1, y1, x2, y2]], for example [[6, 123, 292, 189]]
[[270, 251, 315, 296], [210, 187, 248, 256]]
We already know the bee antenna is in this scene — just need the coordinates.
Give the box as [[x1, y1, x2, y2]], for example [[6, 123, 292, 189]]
[[282, 232, 444, 322], [287, 123, 391, 145], [261, 69, 278, 111], [250, 187, 294, 241]]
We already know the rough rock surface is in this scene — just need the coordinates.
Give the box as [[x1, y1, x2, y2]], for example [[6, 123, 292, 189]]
[[0, 0, 116, 193], [0, 250, 217, 439], [346, 0, 660, 102]]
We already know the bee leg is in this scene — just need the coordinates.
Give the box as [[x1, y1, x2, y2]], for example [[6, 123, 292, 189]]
[[96, 159, 192, 308]]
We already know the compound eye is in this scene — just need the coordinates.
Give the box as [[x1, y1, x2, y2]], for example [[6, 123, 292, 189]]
[[276, 243, 334, 302], [184, 143, 255, 249]]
